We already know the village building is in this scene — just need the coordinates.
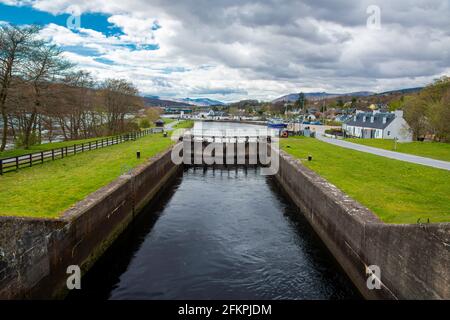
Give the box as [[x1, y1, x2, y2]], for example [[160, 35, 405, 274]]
[[343, 110, 413, 142]]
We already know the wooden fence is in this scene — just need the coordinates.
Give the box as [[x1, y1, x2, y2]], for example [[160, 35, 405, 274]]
[[0, 128, 164, 175]]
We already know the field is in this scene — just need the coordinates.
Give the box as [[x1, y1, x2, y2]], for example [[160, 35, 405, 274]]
[[281, 137, 450, 224], [0, 133, 173, 218], [345, 138, 450, 162]]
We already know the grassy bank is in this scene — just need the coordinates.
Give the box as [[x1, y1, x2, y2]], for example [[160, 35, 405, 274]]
[[281, 137, 450, 224], [173, 120, 194, 129], [162, 118, 176, 124], [345, 138, 450, 162], [0, 133, 173, 218], [0, 136, 114, 159]]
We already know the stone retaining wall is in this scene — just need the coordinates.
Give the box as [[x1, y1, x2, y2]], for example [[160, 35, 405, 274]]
[[0, 147, 180, 299], [275, 150, 449, 299]]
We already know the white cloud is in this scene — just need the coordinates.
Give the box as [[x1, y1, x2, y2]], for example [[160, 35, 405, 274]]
[[4, 0, 449, 101]]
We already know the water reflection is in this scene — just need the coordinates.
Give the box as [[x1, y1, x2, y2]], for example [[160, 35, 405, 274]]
[[68, 167, 360, 300]]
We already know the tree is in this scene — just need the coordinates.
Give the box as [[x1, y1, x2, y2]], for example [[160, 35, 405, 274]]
[[295, 92, 306, 111], [403, 95, 428, 140], [0, 24, 40, 151], [139, 118, 151, 129], [100, 79, 142, 134], [145, 107, 162, 123], [403, 76, 450, 141], [20, 42, 72, 148], [56, 71, 97, 139]]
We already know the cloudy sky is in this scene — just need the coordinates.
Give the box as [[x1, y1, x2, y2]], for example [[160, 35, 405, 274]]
[[1, 0, 449, 102]]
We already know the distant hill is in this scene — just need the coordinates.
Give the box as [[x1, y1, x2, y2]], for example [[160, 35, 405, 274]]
[[376, 87, 423, 96], [142, 96, 193, 107], [272, 91, 374, 103], [173, 98, 225, 106], [272, 88, 426, 103]]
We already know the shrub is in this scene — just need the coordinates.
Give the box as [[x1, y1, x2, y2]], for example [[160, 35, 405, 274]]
[[139, 118, 151, 129], [14, 132, 40, 148]]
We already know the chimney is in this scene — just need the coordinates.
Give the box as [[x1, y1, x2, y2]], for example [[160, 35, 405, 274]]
[[394, 110, 404, 118]]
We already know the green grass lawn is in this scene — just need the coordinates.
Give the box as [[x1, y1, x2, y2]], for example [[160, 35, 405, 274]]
[[0, 136, 114, 159], [281, 137, 450, 224], [162, 118, 176, 124], [172, 120, 194, 129], [0, 133, 173, 218], [345, 138, 450, 162]]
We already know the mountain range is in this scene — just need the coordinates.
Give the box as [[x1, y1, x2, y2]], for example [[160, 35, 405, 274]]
[[143, 87, 423, 108], [143, 96, 193, 107], [272, 91, 374, 103], [143, 96, 225, 107], [172, 97, 225, 106], [272, 87, 423, 103]]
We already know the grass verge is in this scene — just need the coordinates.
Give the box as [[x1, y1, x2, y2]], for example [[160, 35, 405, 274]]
[[281, 137, 450, 224], [173, 120, 194, 129], [345, 138, 450, 162], [0, 133, 173, 218]]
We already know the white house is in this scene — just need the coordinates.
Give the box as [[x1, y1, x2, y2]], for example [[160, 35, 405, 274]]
[[343, 110, 412, 142]]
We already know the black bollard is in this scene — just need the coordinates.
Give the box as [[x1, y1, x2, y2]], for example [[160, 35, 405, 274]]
[[308, 155, 312, 161], [137, 151, 141, 159]]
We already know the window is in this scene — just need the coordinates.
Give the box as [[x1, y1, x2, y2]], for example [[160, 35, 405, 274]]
[[382, 117, 387, 124], [387, 131, 391, 136], [363, 116, 366, 122], [370, 116, 374, 123]]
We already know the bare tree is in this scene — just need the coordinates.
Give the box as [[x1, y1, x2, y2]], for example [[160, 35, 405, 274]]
[[53, 71, 97, 139], [100, 79, 142, 135], [0, 24, 40, 151], [20, 42, 72, 148]]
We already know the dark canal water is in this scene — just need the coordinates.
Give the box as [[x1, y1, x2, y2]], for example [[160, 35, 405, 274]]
[[68, 167, 360, 300]]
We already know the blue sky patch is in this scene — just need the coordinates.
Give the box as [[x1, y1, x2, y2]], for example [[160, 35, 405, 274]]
[[62, 45, 103, 56], [0, 3, 123, 36], [94, 57, 115, 65]]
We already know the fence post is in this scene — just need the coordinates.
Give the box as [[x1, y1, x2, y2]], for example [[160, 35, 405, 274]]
[[65, 146, 68, 156], [74, 144, 77, 154], [82, 143, 84, 152], [61, 147, 64, 159], [16, 157, 19, 171], [89, 141, 91, 150], [52, 149, 55, 160], [29, 154, 32, 167], [41, 151, 44, 164], [0, 159, 2, 175]]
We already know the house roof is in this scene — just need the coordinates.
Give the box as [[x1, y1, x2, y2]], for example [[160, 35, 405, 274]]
[[344, 112, 395, 129]]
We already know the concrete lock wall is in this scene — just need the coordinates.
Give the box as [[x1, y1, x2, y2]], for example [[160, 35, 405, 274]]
[[275, 150, 450, 299], [0, 147, 180, 299]]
